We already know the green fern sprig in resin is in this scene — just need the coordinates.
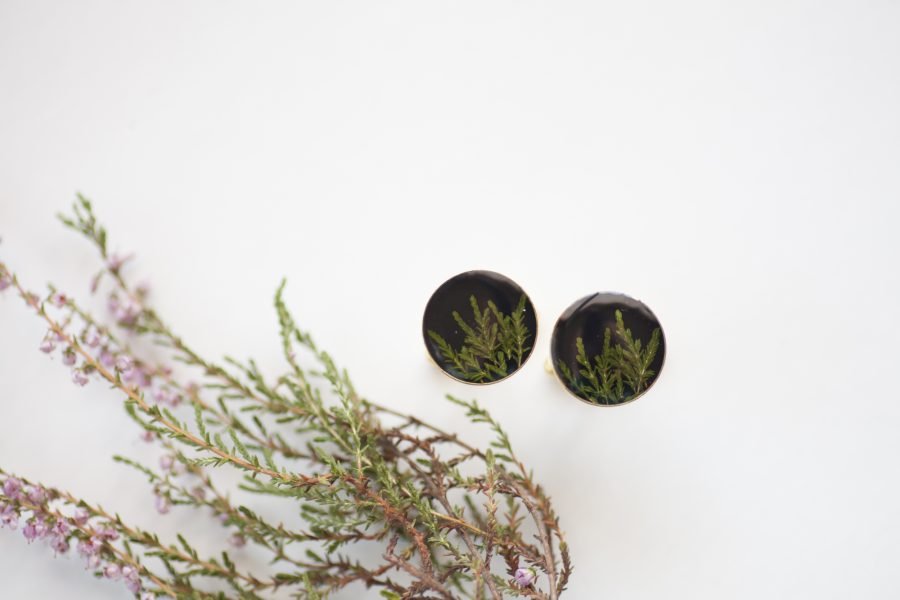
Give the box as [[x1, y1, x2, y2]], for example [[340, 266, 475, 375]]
[[558, 309, 661, 404], [427, 294, 532, 383]]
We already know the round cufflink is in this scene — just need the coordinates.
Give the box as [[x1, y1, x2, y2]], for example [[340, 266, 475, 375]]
[[550, 292, 665, 406], [422, 270, 537, 384]]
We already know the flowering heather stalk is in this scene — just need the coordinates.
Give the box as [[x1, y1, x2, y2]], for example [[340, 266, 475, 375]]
[[0, 196, 572, 599]]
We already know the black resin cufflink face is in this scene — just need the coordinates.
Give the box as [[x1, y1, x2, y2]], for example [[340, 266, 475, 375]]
[[550, 293, 665, 406], [422, 270, 537, 384]]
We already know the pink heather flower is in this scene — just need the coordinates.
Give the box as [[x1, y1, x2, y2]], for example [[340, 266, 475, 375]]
[[26, 485, 47, 506], [103, 562, 121, 580], [62, 347, 77, 366], [228, 533, 246, 548], [122, 367, 137, 383], [50, 292, 67, 307], [153, 387, 170, 405], [50, 533, 69, 555], [154, 495, 170, 515], [115, 297, 141, 324], [72, 369, 89, 387], [154, 385, 181, 407], [115, 306, 134, 324], [140, 430, 155, 443], [85, 328, 102, 348], [217, 512, 229, 525], [77, 537, 101, 557], [191, 486, 206, 501], [3, 477, 23, 499], [95, 525, 119, 541], [34, 517, 50, 538], [124, 365, 151, 388], [141, 593, 154, 600], [73, 508, 90, 526], [123, 566, 142, 593], [115, 355, 133, 372], [159, 455, 174, 471], [0, 504, 18, 529], [52, 519, 69, 536], [0, 272, 11, 291], [39, 338, 56, 353], [100, 348, 116, 368], [25, 292, 39, 308], [514, 567, 536, 588], [23, 517, 49, 542]]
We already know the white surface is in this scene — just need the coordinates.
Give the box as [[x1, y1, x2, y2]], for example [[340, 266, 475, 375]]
[[2, 1, 900, 598]]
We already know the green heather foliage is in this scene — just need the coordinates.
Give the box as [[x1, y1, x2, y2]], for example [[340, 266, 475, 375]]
[[427, 295, 532, 383], [557, 311, 661, 405], [0, 197, 570, 599]]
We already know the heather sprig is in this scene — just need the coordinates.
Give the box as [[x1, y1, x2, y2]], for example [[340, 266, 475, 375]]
[[0, 197, 571, 599], [0, 469, 177, 598]]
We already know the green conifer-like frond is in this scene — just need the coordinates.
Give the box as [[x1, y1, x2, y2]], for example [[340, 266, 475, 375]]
[[428, 294, 532, 383], [561, 309, 661, 405]]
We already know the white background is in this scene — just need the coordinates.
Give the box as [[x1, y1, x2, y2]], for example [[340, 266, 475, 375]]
[[2, 1, 900, 598]]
